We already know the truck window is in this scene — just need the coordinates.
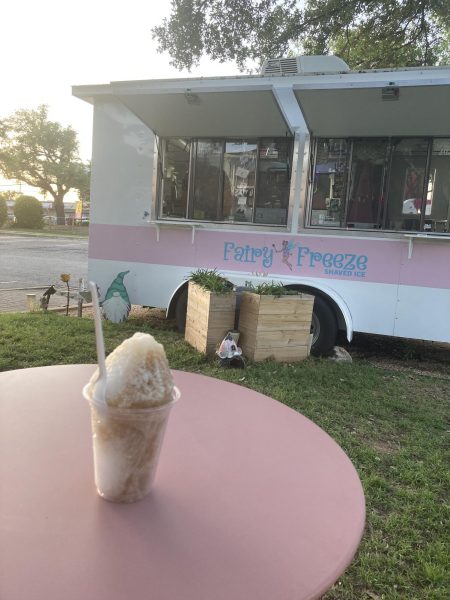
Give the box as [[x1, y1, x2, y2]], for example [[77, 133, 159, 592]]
[[385, 138, 429, 231], [223, 141, 257, 223], [310, 139, 349, 227], [158, 137, 293, 225], [255, 139, 291, 225], [347, 139, 388, 229], [425, 139, 450, 233], [160, 138, 190, 219], [308, 136, 449, 233], [191, 140, 223, 221]]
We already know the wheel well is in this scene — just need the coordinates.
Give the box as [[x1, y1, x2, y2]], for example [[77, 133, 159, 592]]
[[283, 284, 346, 332], [167, 282, 188, 319]]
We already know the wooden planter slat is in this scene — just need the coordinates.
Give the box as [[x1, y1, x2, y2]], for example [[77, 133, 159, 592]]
[[238, 292, 314, 362], [239, 323, 311, 346], [243, 329, 313, 347], [242, 313, 312, 330], [185, 281, 236, 355], [252, 346, 310, 362], [245, 300, 313, 316]]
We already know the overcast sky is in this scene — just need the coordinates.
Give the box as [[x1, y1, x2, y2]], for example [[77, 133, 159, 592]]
[[1, 0, 240, 160]]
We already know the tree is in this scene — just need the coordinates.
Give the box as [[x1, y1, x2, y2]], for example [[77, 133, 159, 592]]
[[0, 196, 7, 227], [74, 161, 91, 204], [152, 0, 450, 71], [13, 195, 43, 229], [0, 191, 18, 227], [0, 105, 89, 224]]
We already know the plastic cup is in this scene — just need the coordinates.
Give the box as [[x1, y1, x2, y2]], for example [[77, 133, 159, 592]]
[[83, 385, 180, 503]]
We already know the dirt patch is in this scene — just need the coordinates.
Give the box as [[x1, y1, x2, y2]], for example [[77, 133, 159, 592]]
[[73, 305, 176, 329], [343, 333, 450, 378], [371, 438, 401, 455]]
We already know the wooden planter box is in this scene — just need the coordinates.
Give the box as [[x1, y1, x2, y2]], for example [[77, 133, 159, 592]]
[[238, 292, 314, 362], [185, 281, 236, 355]]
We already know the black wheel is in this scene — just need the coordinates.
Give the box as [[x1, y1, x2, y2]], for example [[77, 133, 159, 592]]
[[175, 287, 188, 333], [310, 296, 338, 356]]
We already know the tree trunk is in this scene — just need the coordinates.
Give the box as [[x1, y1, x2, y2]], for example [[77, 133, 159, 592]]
[[54, 196, 66, 225]]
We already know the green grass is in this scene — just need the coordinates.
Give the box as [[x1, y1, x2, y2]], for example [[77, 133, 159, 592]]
[[0, 226, 89, 238], [1, 311, 449, 599]]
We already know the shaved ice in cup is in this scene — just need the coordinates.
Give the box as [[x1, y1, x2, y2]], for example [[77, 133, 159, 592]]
[[83, 333, 179, 503]]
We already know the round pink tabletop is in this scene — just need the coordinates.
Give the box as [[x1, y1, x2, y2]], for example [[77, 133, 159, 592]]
[[0, 365, 365, 600]]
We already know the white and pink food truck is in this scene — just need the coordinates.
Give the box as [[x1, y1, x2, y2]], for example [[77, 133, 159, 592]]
[[73, 55, 450, 354]]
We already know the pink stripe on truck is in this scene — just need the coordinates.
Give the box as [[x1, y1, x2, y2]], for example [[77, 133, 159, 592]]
[[89, 224, 450, 290]]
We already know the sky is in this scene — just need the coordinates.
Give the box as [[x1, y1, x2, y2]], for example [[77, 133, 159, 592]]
[[1, 0, 241, 161]]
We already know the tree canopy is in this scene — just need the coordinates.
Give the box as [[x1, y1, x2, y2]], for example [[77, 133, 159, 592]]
[[0, 105, 90, 223], [152, 0, 450, 71]]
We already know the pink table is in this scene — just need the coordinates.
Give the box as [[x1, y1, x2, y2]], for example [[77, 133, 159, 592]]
[[0, 365, 365, 600]]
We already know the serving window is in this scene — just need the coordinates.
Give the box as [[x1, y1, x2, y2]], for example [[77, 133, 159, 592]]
[[308, 137, 450, 233], [158, 137, 293, 225]]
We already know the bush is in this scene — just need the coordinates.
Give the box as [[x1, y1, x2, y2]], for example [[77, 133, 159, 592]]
[[13, 195, 43, 229], [0, 197, 7, 227]]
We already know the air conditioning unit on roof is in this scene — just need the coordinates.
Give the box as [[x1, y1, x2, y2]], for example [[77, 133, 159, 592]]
[[261, 55, 350, 76]]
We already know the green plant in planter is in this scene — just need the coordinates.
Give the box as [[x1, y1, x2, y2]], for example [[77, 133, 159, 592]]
[[246, 281, 299, 297], [189, 269, 233, 294]]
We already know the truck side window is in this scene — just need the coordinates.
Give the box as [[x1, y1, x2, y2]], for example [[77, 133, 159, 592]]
[[254, 139, 292, 225], [158, 137, 293, 225], [160, 138, 190, 219], [308, 136, 449, 233]]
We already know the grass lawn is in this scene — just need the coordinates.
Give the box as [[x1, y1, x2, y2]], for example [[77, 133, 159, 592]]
[[0, 311, 448, 600], [0, 226, 89, 238]]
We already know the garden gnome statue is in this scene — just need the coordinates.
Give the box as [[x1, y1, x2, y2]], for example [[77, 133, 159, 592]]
[[101, 271, 131, 323]]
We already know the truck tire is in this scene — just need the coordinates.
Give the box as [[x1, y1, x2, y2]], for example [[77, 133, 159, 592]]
[[310, 296, 338, 356], [175, 287, 188, 333]]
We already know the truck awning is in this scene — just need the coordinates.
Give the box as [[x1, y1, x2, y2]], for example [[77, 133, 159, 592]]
[[112, 87, 292, 138], [294, 83, 450, 137], [73, 68, 450, 139]]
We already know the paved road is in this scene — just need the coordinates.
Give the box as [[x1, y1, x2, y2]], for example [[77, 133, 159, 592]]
[[0, 234, 88, 289]]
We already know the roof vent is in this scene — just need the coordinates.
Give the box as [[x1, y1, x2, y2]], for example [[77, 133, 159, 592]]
[[262, 57, 299, 76], [261, 55, 350, 76]]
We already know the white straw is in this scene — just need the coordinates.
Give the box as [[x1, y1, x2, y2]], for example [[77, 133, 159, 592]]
[[89, 281, 107, 400]]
